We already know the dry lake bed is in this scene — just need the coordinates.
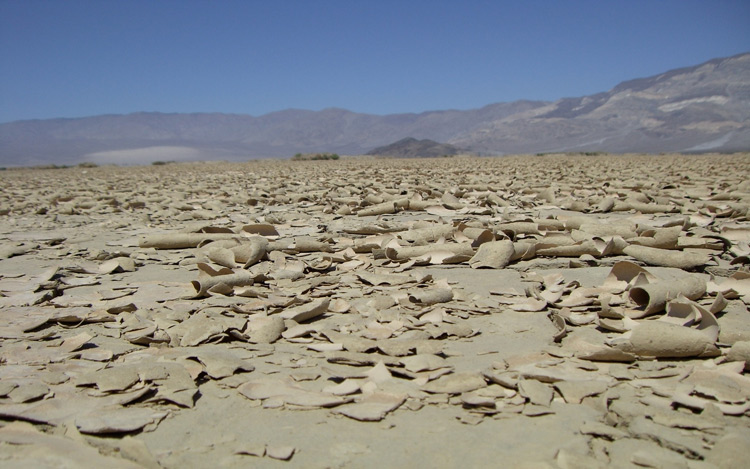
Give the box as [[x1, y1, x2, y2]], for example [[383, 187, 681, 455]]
[[1, 153, 750, 468]]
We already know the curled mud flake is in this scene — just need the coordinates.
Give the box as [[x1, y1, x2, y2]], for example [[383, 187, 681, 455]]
[[535, 240, 602, 258], [496, 222, 540, 237], [726, 341, 750, 371], [0, 422, 145, 468], [0, 242, 38, 259], [627, 415, 710, 460], [574, 344, 637, 363], [408, 288, 453, 306], [628, 275, 707, 317], [77, 365, 140, 393], [321, 330, 377, 353], [619, 320, 719, 359], [357, 201, 397, 217], [556, 288, 600, 308], [356, 271, 413, 286], [245, 316, 285, 344], [603, 261, 658, 292], [206, 247, 237, 269], [185, 345, 255, 379], [191, 270, 255, 298], [421, 250, 473, 265], [629, 225, 683, 249], [139, 233, 239, 249], [517, 379, 554, 407], [672, 298, 719, 341], [323, 379, 362, 396], [0, 381, 20, 397], [658, 296, 699, 327], [307, 343, 343, 352], [361, 320, 404, 340], [420, 372, 487, 394], [266, 445, 295, 461], [522, 404, 555, 417], [592, 197, 616, 213], [0, 289, 56, 308], [231, 237, 268, 267], [60, 332, 95, 353], [8, 381, 51, 403], [75, 407, 168, 434], [709, 291, 728, 314], [709, 271, 750, 299], [288, 236, 333, 253], [682, 362, 750, 400], [538, 287, 564, 305], [671, 391, 750, 415], [553, 380, 609, 404], [281, 322, 319, 340], [460, 390, 497, 408], [171, 311, 245, 347], [509, 297, 547, 312], [468, 239, 514, 269], [400, 354, 447, 373], [329, 298, 351, 313], [512, 362, 600, 384], [596, 317, 631, 333], [241, 223, 279, 237], [385, 243, 474, 262], [578, 420, 628, 440], [333, 392, 407, 422], [98, 257, 136, 274], [278, 297, 330, 322], [0, 269, 56, 293], [558, 309, 597, 326], [0, 307, 53, 338], [549, 312, 567, 342], [237, 377, 352, 408], [622, 244, 710, 269]]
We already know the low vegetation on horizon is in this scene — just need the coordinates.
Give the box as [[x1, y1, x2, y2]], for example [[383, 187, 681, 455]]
[[291, 152, 340, 161]]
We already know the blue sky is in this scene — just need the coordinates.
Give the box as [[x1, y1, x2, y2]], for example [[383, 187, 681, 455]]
[[1, 0, 748, 123]]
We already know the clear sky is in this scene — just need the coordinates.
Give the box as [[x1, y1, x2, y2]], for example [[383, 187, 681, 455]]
[[1, 0, 748, 123]]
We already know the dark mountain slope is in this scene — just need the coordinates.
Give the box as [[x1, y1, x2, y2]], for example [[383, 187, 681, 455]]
[[366, 138, 466, 158]]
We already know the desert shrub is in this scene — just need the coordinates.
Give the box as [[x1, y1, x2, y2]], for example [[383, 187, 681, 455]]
[[33, 164, 70, 169], [78, 162, 98, 168], [292, 153, 340, 161]]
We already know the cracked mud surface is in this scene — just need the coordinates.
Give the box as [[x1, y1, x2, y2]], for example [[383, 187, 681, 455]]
[[1, 154, 750, 468]]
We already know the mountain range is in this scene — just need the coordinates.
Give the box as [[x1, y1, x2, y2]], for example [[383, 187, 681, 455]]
[[1, 52, 748, 166]]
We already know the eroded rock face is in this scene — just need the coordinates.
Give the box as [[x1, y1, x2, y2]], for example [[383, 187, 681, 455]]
[[1, 154, 749, 468]]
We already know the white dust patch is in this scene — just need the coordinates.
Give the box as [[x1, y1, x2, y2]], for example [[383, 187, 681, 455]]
[[83, 146, 204, 165], [658, 96, 729, 113], [683, 131, 734, 152]]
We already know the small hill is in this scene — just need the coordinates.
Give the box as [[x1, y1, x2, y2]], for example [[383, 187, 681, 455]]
[[366, 137, 465, 158]]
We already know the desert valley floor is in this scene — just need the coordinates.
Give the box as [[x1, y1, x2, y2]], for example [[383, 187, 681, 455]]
[[1, 154, 750, 468]]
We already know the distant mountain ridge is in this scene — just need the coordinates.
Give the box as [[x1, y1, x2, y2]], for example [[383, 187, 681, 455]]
[[1, 53, 748, 166]]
